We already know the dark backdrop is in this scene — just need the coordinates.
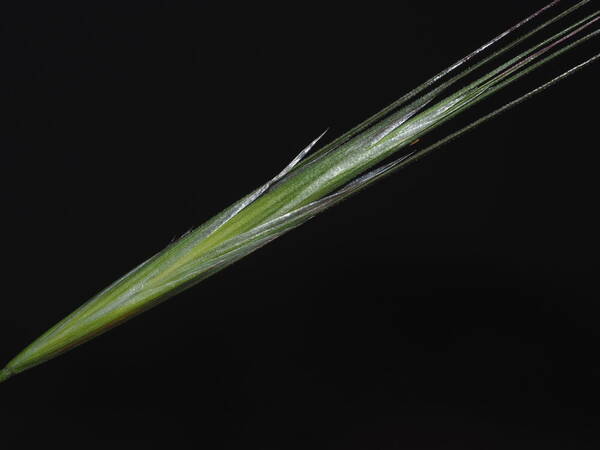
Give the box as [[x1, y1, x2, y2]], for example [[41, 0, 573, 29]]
[[1, 1, 599, 448]]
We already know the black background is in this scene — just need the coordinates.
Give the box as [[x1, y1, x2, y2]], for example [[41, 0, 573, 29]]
[[1, 1, 599, 448]]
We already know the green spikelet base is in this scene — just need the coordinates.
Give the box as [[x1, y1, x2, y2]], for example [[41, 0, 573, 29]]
[[0, 368, 12, 384]]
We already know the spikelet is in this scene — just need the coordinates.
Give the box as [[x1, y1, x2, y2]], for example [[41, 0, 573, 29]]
[[2, 0, 598, 384]]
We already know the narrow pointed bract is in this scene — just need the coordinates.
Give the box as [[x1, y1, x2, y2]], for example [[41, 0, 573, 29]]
[[2, 1, 598, 384]]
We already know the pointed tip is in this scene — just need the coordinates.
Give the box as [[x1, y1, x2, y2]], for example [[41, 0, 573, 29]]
[[302, 128, 329, 155], [0, 368, 13, 384], [316, 127, 329, 141]]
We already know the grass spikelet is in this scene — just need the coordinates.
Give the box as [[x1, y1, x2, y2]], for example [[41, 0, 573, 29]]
[[1, 0, 598, 384]]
